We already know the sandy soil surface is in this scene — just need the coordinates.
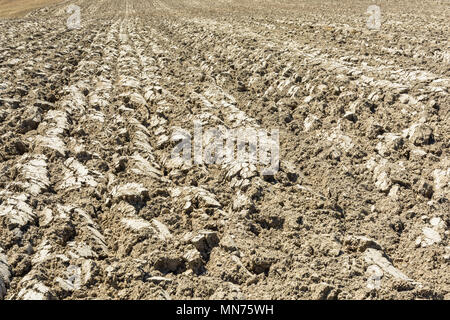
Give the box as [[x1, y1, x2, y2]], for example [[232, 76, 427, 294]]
[[0, 0, 449, 300], [0, 0, 63, 18]]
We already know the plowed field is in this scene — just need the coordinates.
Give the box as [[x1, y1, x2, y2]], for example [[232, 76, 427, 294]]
[[0, 0, 449, 300]]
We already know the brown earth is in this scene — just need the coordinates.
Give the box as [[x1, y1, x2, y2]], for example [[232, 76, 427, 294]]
[[0, 0, 62, 18], [0, 0, 449, 300]]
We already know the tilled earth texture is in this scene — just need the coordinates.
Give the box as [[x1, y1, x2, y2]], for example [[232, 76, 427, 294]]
[[0, 0, 449, 300]]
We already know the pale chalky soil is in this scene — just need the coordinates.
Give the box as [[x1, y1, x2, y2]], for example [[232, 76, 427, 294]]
[[0, 0, 449, 300]]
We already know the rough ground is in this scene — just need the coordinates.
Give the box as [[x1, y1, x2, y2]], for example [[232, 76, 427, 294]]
[[0, 0, 62, 18], [0, 0, 449, 300]]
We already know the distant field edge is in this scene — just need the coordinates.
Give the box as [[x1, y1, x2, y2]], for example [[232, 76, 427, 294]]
[[0, 0, 64, 18]]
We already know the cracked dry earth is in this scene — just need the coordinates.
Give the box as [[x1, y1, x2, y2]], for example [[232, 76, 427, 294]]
[[0, 0, 449, 300]]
